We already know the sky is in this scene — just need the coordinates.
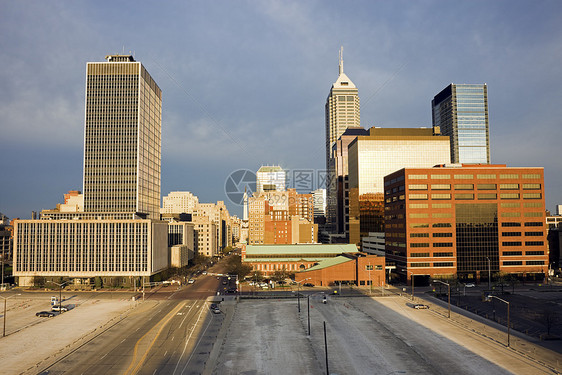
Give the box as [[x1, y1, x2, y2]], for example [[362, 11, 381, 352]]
[[1, 0, 561, 220]]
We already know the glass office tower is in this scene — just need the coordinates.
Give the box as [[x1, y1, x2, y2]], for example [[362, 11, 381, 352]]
[[432, 84, 490, 164], [84, 55, 162, 219]]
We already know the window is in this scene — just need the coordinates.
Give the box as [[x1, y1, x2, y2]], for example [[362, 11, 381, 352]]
[[432, 203, 452, 208], [454, 175, 473, 179], [502, 232, 521, 236], [411, 243, 429, 248], [409, 175, 427, 180], [410, 213, 429, 218], [410, 262, 430, 267], [431, 184, 451, 190], [409, 203, 428, 209], [409, 194, 428, 200], [522, 174, 541, 179], [431, 174, 450, 179], [432, 213, 452, 218], [526, 260, 544, 265], [526, 251, 544, 255], [433, 252, 453, 257], [500, 174, 519, 179], [500, 184, 519, 190], [433, 223, 452, 228], [524, 222, 543, 227], [454, 184, 474, 190], [434, 262, 454, 267], [503, 261, 523, 266], [365, 265, 373, 270], [432, 194, 451, 200], [500, 193, 520, 199], [477, 174, 496, 179], [410, 252, 430, 257], [523, 193, 542, 199], [477, 184, 497, 190], [409, 184, 428, 190], [501, 202, 520, 208], [502, 251, 522, 256], [433, 232, 452, 237], [525, 232, 543, 236], [478, 193, 497, 200], [525, 241, 544, 246], [501, 222, 521, 227], [410, 233, 429, 237], [433, 242, 453, 247], [524, 212, 543, 217], [501, 212, 521, 217], [502, 241, 522, 246], [455, 193, 474, 200]]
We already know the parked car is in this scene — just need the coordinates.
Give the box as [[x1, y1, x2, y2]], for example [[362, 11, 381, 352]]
[[414, 304, 429, 309], [51, 305, 68, 312], [322, 295, 327, 304], [212, 307, 221, 314], [303, 283, 314, 287], [465, 283, 475, 288], [210, 303, 218, 310], [36, 311, 55, 317], [225, 288, 237, 294], [188, 279, 195, 284]]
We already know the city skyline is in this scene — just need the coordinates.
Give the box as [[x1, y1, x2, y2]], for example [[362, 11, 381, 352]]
[[2, 1, 562, 219]]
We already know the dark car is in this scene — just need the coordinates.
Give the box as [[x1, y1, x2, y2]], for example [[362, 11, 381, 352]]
[[303, 283, 314, 287], [36, 311, 55, 317], [210, 303, 218, 310], [225, 288, 237, 294]]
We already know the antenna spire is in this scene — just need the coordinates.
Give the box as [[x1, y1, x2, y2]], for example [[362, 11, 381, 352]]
[[339, 46, 344, 75]]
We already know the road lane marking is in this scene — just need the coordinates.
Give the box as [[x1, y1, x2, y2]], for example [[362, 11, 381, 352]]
[[175, 303, 210, 375], [124, 302, 186, 375]]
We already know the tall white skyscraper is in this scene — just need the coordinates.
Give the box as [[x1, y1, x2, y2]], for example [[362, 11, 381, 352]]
[[84, 54, 162, 219], [325, 47, 360, 232]]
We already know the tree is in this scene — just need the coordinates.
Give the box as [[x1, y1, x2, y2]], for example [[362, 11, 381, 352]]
[[225, 255, 252, 278], [271, 270, 288, 283], [250, 270, 264, 283], [34, 276, 46, 288], [94, 276, 103, 289], [222, 246, 235, 256]]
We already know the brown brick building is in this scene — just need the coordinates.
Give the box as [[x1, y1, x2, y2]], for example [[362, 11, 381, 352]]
[[384, 164, 548, 285]]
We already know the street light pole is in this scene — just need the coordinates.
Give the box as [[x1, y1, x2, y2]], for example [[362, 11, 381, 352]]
[[486, 295, 510, 347], [1, 293, 21, 337], [295, 278, 310, 313], [48, 281, 68, 312], [433, 280, 451, 318]]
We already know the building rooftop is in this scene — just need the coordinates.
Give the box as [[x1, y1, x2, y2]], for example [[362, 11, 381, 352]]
[[245, 243, 357, 256], [303, 256, 353, 271]]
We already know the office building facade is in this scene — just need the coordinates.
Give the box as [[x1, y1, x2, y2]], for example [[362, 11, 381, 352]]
[[432, 84, 490, 164], [384, 165, 548, 284], [347, 128, 451, 245], [256, 166, 286, 193], [84, 55, 162, 219]]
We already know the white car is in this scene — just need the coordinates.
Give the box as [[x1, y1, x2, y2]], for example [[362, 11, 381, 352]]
[[188, 279, 195, 284], [465, 283, 475, 288], [51, 305, 68, 312]]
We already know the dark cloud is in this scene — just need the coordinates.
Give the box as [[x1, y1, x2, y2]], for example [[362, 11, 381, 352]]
[[1, 0, 562, 219]]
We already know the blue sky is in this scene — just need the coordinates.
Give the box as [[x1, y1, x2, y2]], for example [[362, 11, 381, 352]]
[[1, 0, 561, 219]]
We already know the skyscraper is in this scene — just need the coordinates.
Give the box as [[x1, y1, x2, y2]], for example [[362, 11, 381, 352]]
[[84, 54, 162, 219], [325, 47, 360, 232], [256, 165, 286, 193], [432, 84, 490, 164]]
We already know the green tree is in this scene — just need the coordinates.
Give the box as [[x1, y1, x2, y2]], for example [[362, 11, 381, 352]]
[[34, 276, 46, 288], [94, 276, 103, 289], [250, 270, 264, 283]]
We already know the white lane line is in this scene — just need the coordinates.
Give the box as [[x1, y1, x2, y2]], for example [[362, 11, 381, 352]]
[[178, 302, 197, 329], [175, 304, 210, 375], [121, 338, 126, 344], [164, 350, 168, 356], [101, 352, 109, 359]]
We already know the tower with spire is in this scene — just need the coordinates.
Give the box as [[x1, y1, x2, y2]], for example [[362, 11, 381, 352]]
[[325, 47, 360, 232]]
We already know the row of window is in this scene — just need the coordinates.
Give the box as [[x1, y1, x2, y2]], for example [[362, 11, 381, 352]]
[[407, 183, 541, 191], [407, 173, 541, 180], [408, 193, 542, 200]]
